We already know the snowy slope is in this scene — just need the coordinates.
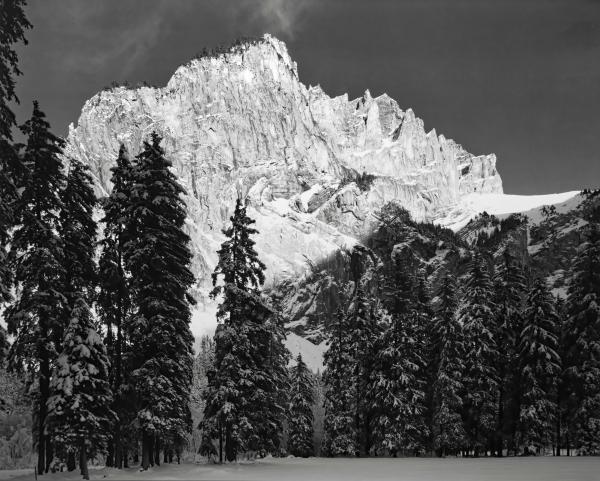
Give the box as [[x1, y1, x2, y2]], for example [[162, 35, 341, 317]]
[[435, 191, 580, 231]]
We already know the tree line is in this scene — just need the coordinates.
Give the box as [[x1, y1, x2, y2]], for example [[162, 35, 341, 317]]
[[321, 200, 600, 457]]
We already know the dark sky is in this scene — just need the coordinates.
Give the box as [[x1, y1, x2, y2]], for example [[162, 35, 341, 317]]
[[12, 0, 600, 194]]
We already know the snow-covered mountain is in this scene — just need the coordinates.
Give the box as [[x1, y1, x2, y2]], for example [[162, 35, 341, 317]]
[[64, 35, 578, 362]]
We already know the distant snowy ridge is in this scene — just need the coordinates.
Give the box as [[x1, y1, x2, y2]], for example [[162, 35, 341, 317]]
[[436, 191, 581, 231]]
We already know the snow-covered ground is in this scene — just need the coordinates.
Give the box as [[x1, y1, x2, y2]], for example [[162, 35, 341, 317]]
[[437, 191, 580, 231], [4, 457, 600, 481]]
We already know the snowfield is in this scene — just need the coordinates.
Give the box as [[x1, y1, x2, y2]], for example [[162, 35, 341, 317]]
[[5, 457, 600, 481], [437, 191, 581, 231]]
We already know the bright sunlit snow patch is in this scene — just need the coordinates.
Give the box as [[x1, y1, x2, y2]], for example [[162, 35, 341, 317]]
[[436, 191, 580, 231], [285, 333, 327, 373]]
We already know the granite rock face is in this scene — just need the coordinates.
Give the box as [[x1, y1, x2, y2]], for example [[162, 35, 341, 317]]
[[64, 35, 503, 332]]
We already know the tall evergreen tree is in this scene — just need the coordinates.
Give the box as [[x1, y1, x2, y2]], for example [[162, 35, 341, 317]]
[[563, 218, 600, 454], [322, 309, 356, 456], [459, 252, 498, 456], [54, 156, 98, 471], [431, 273, 466, 456], [203, 197, 288, 461], [5, 102, 66, 474], [518, 277, 560, 453], [46, 300, 115, 480], [98, 144, 133, 468], [288, 354, 315, 458], [371, 309, 428, 456], [123, 132, 195, 469], [0, 0, 31, 362], [60, 157, 97, 312], [346, 288, 381, 456], [493, 248, 527, 455]]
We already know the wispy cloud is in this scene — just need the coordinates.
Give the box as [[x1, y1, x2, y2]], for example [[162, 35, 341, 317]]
[[32, 0, 190, 79], [225, 0, 317, 39]]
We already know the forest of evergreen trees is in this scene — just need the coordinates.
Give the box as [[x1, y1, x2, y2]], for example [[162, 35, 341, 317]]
[[1, 2, 600, 478], [321, 196, 600, 458]]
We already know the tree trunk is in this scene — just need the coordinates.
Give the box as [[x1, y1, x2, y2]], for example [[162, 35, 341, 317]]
[[141, 432, 151, 470], [107, 442, 114, 467], [37, 337, 51, 476], [154, 437, 161, 466], [225, 424, 236, 462], [218, 419, 223, 464], [45, 438, 53, 473], [123, 449, 129, 468], [114, 423, 122, 469], [80, 446, 89, 480], [67, 452, 76, 471]]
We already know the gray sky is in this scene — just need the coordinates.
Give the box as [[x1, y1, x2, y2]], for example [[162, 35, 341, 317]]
[[13, 0, 600, 194]]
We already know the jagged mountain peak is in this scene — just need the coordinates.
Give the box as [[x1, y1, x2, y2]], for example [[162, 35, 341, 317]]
[[66, 34, 509, 345]]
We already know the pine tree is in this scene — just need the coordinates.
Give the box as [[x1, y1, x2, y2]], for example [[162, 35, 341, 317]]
[[459, 252, 498, 456], [492, 248, 527, 456], [563, 219, 600, 454], [54, 156, 98, 471], [346, 288, 381, 456], [202, 197, 288, 462], [371, 309, 428, 456], [60, 157, 97, 314], [123, 132, 195, 469], [46, 300, 116, 479], [322, 309, 356, 456], [288, 354, 315, 457], [5, 102, 66, 474], [518, 277, 560, 453], [431, 273, 466, 456], [0, 0, 31, 364], [98, 144, 133, 468]]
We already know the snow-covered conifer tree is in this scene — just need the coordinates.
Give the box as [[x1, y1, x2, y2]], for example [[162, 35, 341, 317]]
[[203, 198, 288, 462], [47, 300, 115, 479], [322, 309, 356, 456], [5, 102, 66, 473], [123, 132, 195, 469], [493, 248, 527, 455], [459, 252, 498, 456], [563, 212, 600, 454], [288, 354, 315, 457], [431, 273, 466, 456], [518, 277, 560, 453], [98, 144, 133, 468]]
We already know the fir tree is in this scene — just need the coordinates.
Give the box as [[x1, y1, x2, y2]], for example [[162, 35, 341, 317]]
[[47, 300, 116, 480], [60, 157, 97, 314], [459, 252, 498, 456], [371, 309, 428, 456], [123, 132, 195, 469], [431, 273, 466, 456], [518, 277, 560, 453], [346, 288, 381, 456], [5, 102, 66, 474], [0, 0, 31, 364], [288, 354, 315, 457], [98, 144, 133, 468], [203, 197, 288, 461], [492, 248, 527, 456], [322, 309, 356, 456], [563, 220, 600, 454]]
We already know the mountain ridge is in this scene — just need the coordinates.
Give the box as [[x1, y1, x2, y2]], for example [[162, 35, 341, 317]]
[[63, 34, 577, 352]]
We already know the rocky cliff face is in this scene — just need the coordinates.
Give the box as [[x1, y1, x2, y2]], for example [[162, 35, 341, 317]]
[[64, 34, 503, 337]]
